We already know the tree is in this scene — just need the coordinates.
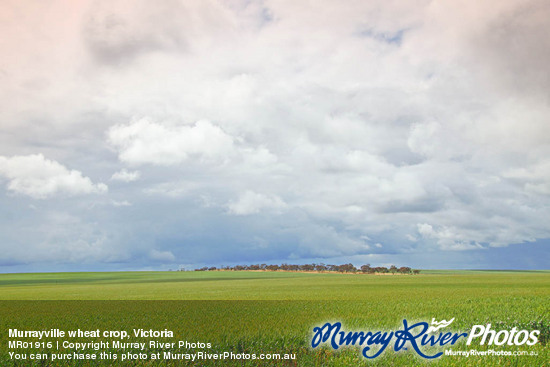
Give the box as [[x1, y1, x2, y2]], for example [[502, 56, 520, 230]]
[[315, 263, 327, 272], [300, 263, 315, 271], [360, 264, 371, 273]]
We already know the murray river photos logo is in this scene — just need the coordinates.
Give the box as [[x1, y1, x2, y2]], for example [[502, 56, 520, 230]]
[[311, 318, 540, 359]]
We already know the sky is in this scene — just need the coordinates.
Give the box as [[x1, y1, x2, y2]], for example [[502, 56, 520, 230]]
[[0, 0, 549, 272]]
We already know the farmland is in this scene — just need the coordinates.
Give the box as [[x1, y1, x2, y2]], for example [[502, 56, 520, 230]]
[[0, 270, 548, 366]]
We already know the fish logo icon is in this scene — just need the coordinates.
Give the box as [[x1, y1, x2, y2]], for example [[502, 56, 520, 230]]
[[427, 318, 455, 333]]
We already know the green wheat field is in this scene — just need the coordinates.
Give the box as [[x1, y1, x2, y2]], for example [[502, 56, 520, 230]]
[[0, 270, 548, 366]]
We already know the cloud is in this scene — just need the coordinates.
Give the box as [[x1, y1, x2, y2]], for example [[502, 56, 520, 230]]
[[82, 0, 188, 64], [149, 249, 176, 263], [468, 0, 550, 97], [503, 161, 550, 196], [0, 210, 130, 266], [107, 118, 236, 165], [107, 118, 279, 174], [143, 181, 197, 198], [1, 0, 550, 270], [0, 154, 107, 199], [407, 121, 442, 158], [111, 200, 132, 207], [417, 223, 485, 251], [111, 169, 140, 182], [227, 191, 286, 215], [82, 0, 238, 65]]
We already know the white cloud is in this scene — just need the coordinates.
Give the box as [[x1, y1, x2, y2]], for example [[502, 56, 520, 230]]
[[143, 181, 198, 198], [107, 118, 235, 165], [502, 161, 550, 196], [227, 191, 286, 216], [525, 183, 550, 196], [417, 223, 436, 237], [417, 223, 484, 251], [0, 154, 107, 199], [111, 169, 141, 182], [111, 200, 132, 207], [407, 121, 442, 158]]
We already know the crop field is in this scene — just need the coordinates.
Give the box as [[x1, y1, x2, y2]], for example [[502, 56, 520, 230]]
[[0, 270, 548, 366]]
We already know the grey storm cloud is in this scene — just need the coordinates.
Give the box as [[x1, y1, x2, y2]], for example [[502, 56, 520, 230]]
[[82, 0, 189, 64], [469, 0, 550, 97]]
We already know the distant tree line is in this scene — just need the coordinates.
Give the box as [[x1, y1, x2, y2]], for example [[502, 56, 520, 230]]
[[193, 263, 420, 274]]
